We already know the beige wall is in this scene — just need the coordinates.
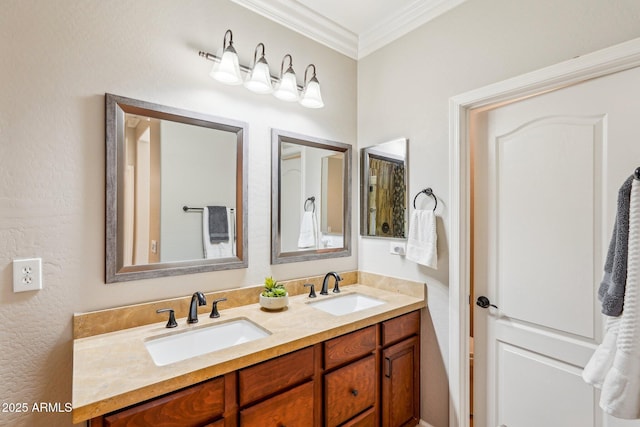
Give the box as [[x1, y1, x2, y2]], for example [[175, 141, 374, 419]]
[[3, 0, 640, 426], [357, 0, 640, 426], [0, 1, 356, 426]]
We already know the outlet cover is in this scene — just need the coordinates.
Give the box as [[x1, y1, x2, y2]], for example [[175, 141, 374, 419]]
[[13, 258, 43, 292]]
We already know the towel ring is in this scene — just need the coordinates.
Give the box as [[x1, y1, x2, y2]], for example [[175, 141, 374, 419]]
[[413, 188, 437, 211], [304, 196, 316, 213]]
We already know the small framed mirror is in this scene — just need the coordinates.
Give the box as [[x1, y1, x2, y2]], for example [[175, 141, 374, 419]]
[[360, 138, 408, 238], [271, 129, 352, 264], [105, 94, 248, 283]]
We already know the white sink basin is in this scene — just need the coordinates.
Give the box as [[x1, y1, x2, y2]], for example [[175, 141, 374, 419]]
[[308, 293, 385, 316], [145, 318, 270, 366]]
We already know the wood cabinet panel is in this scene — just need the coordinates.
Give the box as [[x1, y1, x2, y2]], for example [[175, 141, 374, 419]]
[[324, 326, 376, 370], [239, 346, 314, 406], [324, 355, 376, 427], [382, 311, 420, 346], [240, 381, 314, 427], [340, 407, 376, 427], [381, 336, 420, 427], [103, 377, 225, 427]]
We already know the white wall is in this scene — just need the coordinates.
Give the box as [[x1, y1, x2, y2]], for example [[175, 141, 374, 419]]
[[357, 0, 640, 425], [0, 1, 355, 426]]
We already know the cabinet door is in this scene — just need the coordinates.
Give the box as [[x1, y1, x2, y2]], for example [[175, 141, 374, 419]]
[[381, 336, 420, 427], [325, 355, 376, 427], [240, 381, 314, 427]]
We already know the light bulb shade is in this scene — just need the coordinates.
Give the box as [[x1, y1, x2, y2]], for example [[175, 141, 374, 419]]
[[210, 46, 242, 85], [244, 58, 273, 94], [274, 69, 299, 101], [300, 77, 324, 108]]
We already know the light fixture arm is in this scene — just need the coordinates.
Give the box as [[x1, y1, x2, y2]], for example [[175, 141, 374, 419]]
[[253, 42, 266, 65], [279, 54, 294, 78], [222, 29, 233, 50], [304, 64, 318, 85]]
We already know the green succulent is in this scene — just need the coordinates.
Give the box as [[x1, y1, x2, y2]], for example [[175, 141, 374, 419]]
[[262, 276, 287, 298]]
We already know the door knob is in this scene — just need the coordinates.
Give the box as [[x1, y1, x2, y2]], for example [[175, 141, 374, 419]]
[[476, 296, 498, 309]]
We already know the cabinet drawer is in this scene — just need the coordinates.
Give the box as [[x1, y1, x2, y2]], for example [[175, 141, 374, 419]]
[[324, 326, 376, 370], [341, 407, 376, 427], [325, 355, 376, 427], [382, 311, 420, 346], [240, 381, 314, 427], [104, 376, 224, 427], [239, 346, 314, 406]]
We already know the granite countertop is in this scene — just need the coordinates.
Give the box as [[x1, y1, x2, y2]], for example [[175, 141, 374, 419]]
[[72, 283, 425, 423]]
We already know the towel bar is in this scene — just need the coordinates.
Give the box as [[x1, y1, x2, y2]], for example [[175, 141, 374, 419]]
[[304, 197, 316, 213], [413, 188, 437, 211]]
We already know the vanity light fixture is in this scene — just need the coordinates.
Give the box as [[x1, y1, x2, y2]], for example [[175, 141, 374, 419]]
[[198, 29, 323, 108], [299, 64, 324, 109], [244, 43, 273, 94], [273, 54, 299, 102], [209, 30, 243, 85]]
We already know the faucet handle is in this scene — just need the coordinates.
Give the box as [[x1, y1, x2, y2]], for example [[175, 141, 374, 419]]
[[210, 298, 228, 318], [333, 274, 343, 294], [156, 308, 178, 328], [304, 283, 317, 298]]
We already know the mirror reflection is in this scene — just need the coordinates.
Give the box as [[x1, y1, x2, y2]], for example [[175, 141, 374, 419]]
[[106, 94, 248, 283], [272, 129, 352, 264], [360, 138, 408, 239]]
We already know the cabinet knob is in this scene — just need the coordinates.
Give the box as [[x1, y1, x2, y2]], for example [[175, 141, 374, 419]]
[[351, 389, 359, 397]]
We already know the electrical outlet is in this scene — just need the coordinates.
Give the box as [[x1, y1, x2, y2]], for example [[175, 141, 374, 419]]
[[13, 258, 42, 292]]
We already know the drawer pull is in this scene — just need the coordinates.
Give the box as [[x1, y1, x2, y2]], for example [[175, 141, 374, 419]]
[[351, 389, 359, 397]]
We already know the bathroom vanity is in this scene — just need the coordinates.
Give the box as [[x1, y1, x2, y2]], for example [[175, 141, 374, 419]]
[[72, 276, 424, 426]]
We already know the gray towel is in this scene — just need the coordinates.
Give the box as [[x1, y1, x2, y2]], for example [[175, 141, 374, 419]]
[[207, 206, 229, 243], [598, 175, 634, 316]]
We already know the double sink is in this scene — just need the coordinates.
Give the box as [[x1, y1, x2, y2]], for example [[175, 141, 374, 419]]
[[145, 293, 385, 366]]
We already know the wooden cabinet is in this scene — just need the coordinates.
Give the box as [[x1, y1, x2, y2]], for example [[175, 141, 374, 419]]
[[91, 310, 421, 427], [239, 346, 316, 427], [100, 376, 226, 427], [238, 346, 314, 406], [381, 312, 421, 427], [240, 381, 314, 427]]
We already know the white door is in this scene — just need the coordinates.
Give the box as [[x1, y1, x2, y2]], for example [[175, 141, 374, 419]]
[[473, 65, 640, 427]]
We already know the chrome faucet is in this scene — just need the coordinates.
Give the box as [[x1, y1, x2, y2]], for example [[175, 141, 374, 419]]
[[187, 292, 207, 324], [320, 272, 342, 295]]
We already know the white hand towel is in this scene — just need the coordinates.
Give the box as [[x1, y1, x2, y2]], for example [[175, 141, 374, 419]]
[[203, 207, 234, 259], [582, 316, 620, 387], [405, 209, 438, 269], [298, 211, 318, 248], [597, 178, 640, 419]]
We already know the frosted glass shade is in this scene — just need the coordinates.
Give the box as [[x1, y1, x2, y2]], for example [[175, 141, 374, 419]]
[[300, 78, 324, 108], [244, 58, 273, 94], [273, 70, 299, 102], [209, 48, 242, 85]]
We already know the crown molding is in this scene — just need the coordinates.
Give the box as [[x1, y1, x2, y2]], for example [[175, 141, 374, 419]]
[[230, 0, 359, 58], [358, 0, 468, 58], [232, 0, 467, 59]]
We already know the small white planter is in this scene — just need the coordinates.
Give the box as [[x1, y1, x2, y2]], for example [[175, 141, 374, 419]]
[[259, 293, 289, 311]]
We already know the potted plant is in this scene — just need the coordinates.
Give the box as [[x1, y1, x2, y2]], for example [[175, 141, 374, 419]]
[[259, 276, 289, 310]]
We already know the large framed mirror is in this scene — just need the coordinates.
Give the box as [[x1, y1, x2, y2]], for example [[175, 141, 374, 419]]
[[360, 138, 408, 238], [105, 94, 248, 283], [271, 129, 352, 264]]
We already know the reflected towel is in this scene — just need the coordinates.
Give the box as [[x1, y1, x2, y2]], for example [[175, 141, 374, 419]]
[[405, 209, 437, 269], [298, 211, 318, 248], [203, 207, 234, 259], [207, 206, 229, 243]]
